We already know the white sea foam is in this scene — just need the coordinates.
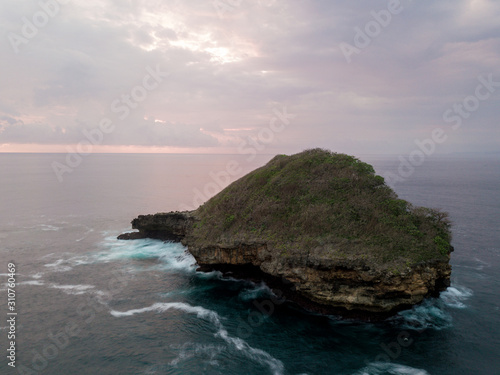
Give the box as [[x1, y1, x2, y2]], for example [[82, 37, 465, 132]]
[[440, 285, 473, 309], [158, 249, 197, 272], [238, 282, 272, 301], [49, 284, 95, 295], [97, 236, 196, 273], [111, 302, 284, 375], [353, 362, 430, 375], [393, 283, 473, 330], [69, 255, 92, 266], [0, 279, 46, 291], [43, 255, 92, 272], [395, 300, 453, 331], [40, 235, 195, 277], [18, 280, 45, 286], [111, 302, 221, 319], [196, 270, 224, 280], [39, 224, 61, 231], [43, 258, 74, 272]]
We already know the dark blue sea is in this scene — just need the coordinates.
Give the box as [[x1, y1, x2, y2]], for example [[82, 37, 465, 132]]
[[1, 153, 499, 375]]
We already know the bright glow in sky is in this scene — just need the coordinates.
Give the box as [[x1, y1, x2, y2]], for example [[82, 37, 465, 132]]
[[0, 0, 499, 154]]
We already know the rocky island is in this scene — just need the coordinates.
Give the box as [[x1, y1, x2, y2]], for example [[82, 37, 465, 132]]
[[119, 149, 453, 319]]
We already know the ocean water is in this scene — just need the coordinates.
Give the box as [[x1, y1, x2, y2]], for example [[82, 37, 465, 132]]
[[0, 153, 499, 375]]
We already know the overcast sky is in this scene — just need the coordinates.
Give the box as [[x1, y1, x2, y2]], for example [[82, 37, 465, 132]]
[[0, 0, 499, 154]]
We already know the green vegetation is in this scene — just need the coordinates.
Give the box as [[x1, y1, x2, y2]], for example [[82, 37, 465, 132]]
[[191, 149, 452, 269]]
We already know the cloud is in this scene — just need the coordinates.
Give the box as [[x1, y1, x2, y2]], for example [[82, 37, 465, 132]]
[[0, 0, 499, 153]]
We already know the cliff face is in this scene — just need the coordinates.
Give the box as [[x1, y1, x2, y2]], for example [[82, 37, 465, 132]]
[[120, 149, 453, 319]]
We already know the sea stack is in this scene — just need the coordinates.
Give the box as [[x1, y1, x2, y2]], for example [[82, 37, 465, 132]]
[[119, 149, 453, 319]]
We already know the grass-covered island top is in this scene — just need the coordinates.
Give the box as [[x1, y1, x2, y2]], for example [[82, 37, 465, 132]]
[[194, 148, 452, 270], [120, 149, 453, 319]]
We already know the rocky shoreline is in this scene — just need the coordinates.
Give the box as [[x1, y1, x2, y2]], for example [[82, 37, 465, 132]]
[[118, 150, 453, 320], [119, 210, 451, 320]]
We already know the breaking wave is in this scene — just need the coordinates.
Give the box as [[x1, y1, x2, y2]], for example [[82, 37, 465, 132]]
[[352, 362, 430, 375], [49, 283, 96, 295], [96, 236, 196, 273], [392, 284, 473, 330], [238, 282, 273, 301], [40, 236, 196, 275], [110, 302, 284, 375], [440, 285, 473, 309]]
